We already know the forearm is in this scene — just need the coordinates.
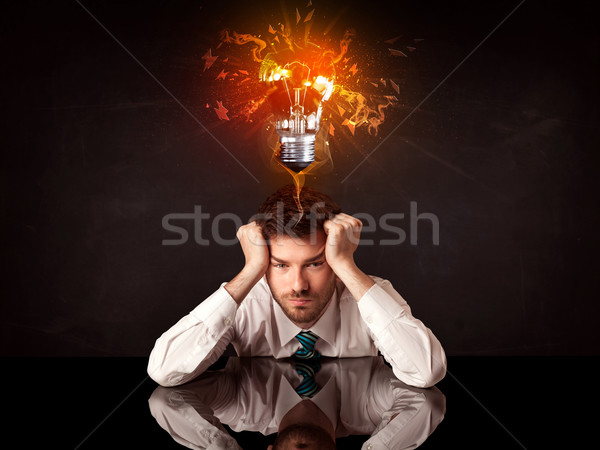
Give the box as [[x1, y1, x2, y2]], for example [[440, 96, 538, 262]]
[[147, 286, 238, 386], [224, 267, 265, 305], [364, 380, 445, 449], [331, 260, 375, 301], [149, 385, 242, 450], [358, 280, 447, 387]]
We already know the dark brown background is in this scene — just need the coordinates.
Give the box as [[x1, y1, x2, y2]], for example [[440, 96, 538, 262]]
[[2, 0, 599, 356]]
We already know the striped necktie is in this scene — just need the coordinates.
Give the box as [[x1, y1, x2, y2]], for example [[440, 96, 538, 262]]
[[294, 358, 321, 397], [294, 331, 321, 359], [293, 331, 321, 397]]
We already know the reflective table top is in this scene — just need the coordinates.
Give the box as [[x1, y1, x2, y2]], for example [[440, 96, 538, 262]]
[[3, 356, 595, 449]]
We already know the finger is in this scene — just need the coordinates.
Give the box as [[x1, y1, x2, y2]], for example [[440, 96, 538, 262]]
[[332, 213, 362, 227], [331, 217, 362, 233]]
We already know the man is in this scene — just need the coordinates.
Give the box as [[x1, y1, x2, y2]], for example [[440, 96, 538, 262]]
[[148, 185, 446, 387]]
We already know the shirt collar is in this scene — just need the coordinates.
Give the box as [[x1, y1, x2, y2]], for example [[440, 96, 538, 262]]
[[271, 284, 339, 349]]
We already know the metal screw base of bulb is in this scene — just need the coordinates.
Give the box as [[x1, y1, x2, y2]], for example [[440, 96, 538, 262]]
[[277, 130, 316, 173]]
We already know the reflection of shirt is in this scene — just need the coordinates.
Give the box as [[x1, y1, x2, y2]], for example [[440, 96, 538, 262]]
[[148, 277, 446, 387], [148, 357, 446, 450]]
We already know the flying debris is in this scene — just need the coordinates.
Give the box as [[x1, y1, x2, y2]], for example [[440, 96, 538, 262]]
[[384, 35, 403, 44], [216, 70, 228, 80], [337, 105, 346, 116], [214, 101, 229, 120], [269, 24, 276, 34], [202, 48, 218, 71], [388, 48, 408, 57], [407, 46, 416, 52], [390, 79, 399, 94], [304, 9, 315, 22], [329, 123, 335, 136], [349, 63, 358, 75], [296, 8, 301, 24], [342, 119, 356, 135]]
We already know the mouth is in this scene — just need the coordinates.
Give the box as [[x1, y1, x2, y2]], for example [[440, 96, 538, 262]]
[[288, 298, 312, 307]]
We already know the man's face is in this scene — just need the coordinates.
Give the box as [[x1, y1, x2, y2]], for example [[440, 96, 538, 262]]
[[266, 231, 336, 328]]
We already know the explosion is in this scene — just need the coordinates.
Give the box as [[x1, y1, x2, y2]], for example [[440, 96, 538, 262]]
[[199, 1, 422, 204]]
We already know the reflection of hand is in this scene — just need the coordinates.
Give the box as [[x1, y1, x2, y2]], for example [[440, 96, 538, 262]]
[[237, 222, 269, 278], [323, 213, 362, 274]]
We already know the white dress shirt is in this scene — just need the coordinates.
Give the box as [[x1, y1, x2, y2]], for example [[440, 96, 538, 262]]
[[148, 357, 446, 450], [148, 276, 446, 388]]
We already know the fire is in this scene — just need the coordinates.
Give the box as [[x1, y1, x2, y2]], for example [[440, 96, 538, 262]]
[[200, 2, 423, 179]]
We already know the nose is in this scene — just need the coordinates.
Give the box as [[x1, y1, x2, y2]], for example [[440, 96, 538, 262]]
[[291, 267, 309, 294]]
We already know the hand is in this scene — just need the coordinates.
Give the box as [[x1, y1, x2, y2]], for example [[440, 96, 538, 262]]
[[323, 213, 362, 273], [236, 221, 270, 278], [225, 222, 269, 304], [323, 213, 375, 301]]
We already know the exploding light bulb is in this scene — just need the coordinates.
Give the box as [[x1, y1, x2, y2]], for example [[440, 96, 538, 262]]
[[259, 46, 335, 172]]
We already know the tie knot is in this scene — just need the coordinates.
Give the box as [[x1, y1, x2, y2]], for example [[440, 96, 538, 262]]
[[294, 331, 320, 359]]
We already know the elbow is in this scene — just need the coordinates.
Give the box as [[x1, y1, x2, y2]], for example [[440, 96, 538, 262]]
[[423, 349, 448, 387], [147, 357, 186, 387], [419, 349, 448, 388], [394, 353, 447, 388], [419, 363, 446, 388], [147, 368, 186, 387]]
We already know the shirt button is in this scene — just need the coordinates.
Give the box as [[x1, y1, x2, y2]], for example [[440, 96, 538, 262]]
[[366, 444, 373, 450], [224, 318, 231, 326], [366, 316, 373, 324]]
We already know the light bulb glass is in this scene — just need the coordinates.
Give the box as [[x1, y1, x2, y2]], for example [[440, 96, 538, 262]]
[[259, 46, 335, 173]]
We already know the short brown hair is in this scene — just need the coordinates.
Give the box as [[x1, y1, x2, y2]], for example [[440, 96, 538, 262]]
[[255, 184, 342, 240], [272, 423, 336, 449]]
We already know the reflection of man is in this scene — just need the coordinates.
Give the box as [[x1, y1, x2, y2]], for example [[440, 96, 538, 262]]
[[148, 185, 446, 387], [148, 357, 446, 449]]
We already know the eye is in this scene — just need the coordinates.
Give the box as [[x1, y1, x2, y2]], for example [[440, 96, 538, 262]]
[[307, 261, 324, 268], [273, 263, 288, 269]]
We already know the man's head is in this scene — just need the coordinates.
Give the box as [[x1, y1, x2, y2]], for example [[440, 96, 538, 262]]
[[268, 399, 336, 450], [270, 423, 336, 450], [255, 185, 342, 328], [255, 184, 342, 242]]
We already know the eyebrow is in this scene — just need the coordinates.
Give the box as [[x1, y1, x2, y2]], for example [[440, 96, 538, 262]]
[[270, 251, 325, 264]]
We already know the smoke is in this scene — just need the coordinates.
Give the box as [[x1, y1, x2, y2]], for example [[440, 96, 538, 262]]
[[219, 30, 267, 62]]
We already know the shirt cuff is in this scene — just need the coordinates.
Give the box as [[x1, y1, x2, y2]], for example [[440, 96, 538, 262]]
[[189, 284, 239, 332], [357, 283, 406, 334]]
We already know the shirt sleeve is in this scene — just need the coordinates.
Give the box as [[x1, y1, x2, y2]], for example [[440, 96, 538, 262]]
[[148, 371, 243, 450], [147, 285, 239, 387], [362, 379, 446, 450], [357, 279, 447, 387]]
